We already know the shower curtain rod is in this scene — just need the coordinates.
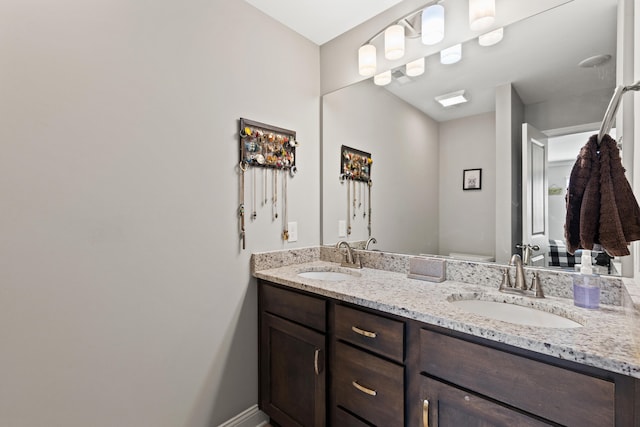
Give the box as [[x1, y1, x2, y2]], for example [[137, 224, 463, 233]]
[[598, 80, 640, 144]]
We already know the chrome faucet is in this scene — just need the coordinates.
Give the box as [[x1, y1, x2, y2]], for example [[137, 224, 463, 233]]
[[336, 241, 362, 269], [365, 237, 377, 250], [510, 254, 528, 291], [498, 254, 544, 298]]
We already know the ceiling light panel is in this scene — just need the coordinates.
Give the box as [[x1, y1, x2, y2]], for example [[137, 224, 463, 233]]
[[435, 90, 468, 107]]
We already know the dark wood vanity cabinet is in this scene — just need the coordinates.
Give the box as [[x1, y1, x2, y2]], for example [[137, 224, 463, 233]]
[[332, 304, 405, 426], [415, 327, 637, 427], [258, 281, 407, 427], [259, 282, 327, 427], [259, 280, 640, 427]]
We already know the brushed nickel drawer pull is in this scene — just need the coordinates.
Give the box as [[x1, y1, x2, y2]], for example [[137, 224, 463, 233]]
[[314, 349, 321, 375], [352, 380, 377, 396], [351, 325, 377, 338], [423, 399, 429, 427]]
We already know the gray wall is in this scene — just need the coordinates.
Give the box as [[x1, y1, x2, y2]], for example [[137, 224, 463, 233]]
[[0, 1, 319, 426], [322, 81, 439, 254], [439, 112, 496, 258], [495, 84, 524, 264]]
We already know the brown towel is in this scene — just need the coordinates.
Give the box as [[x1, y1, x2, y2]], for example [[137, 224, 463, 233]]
[[565, 134, 640, 256]]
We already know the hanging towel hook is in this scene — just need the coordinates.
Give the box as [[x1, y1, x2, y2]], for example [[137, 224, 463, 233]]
[[597, 80, 640, 145]]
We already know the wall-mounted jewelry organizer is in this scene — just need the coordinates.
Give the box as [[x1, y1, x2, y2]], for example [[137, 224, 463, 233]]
[[339, 145, 373, 237], [238, 118, 298, 250], [340, 145, 372, 182]]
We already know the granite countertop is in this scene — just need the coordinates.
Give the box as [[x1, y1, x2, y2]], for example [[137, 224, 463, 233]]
[[254, 259, 640, 379]]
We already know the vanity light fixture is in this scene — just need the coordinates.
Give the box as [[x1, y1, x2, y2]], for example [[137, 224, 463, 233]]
[[358, 1, 491, 76], [384, 24, 405, 60], [374, 70, 392, 86], [440, 44, 462, 65], [405, 57, 425, 77], [469, 0, 496, 31], [358, 44, 377, 77], [421, 4, 445, 45], [435, 90, 468, 107], [478, 27, 503, 46]]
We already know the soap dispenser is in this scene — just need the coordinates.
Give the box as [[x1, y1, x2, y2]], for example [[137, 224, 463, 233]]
[[573, 249, 600, 309]]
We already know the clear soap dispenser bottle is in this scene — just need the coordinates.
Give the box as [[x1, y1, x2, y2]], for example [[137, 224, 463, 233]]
[[573, 249, 600, 309]]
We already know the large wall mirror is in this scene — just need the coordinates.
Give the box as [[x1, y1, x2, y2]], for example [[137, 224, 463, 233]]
[[321, 0, 627, 275]]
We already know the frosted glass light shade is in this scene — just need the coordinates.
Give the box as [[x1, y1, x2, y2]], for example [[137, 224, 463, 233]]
[[469, 0, 495, 31], [358, 44, 377, 76], [478, 27, 503, 46], [384, 24, 405, 60], [421, 5, 445, 45], [406, 57, 425, 77], [374, 70, 392, 86], [440, 44, 462, 65]]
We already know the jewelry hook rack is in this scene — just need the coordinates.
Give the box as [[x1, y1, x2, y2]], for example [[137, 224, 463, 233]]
[[238, 118, 298, 249]]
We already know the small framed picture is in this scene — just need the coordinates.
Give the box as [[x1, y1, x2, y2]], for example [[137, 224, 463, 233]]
[[463, 168, 482, 190]]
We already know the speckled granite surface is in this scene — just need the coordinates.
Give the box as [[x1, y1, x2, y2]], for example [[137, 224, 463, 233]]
[[252, 248, 640, 379]]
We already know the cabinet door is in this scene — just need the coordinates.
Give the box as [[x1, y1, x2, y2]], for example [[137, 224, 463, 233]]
[[419, 328, 615, 426], [420, 376, 553, 427], [260, 312, 325, 427]]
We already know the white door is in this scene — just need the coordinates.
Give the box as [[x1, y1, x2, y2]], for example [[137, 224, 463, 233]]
[[522, 123, 549, 267]]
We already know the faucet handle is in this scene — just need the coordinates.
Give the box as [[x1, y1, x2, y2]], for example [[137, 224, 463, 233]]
[[499, 267, 512, 291], [354, 253, 362, 268], [530, 272, 545, 298]]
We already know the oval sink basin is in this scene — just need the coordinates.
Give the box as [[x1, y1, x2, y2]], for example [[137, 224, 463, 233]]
[[450, 299, 582, 328], [297, 269, 359, 281]]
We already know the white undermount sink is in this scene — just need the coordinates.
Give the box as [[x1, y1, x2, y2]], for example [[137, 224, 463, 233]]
[[449, 298, 583, 329], [297, 268, 360, 281]]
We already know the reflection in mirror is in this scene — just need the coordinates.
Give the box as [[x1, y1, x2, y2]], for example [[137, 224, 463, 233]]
[[321, 0, 625, 275], [546, 128, 620, 275], [323, 81, 440, 255]]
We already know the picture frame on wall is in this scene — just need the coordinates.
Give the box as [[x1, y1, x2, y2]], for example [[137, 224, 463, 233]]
[[463, 168, 482, 190]]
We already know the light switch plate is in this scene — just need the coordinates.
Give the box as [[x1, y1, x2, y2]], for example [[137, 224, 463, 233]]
[[288, 222, 298, 242], [338, 220, 346, 237]]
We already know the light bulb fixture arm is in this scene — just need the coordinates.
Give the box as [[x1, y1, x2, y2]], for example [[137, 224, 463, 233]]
[[360, 1, 440, 46]]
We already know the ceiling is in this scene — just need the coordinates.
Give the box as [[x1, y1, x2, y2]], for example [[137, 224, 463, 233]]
[[244, 0, 403, 45], [385, 0, 617, 121], [246, 0, 617, 123]]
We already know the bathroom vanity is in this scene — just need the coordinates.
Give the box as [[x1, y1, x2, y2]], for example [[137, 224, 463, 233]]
[[254, 249, 640, 426]]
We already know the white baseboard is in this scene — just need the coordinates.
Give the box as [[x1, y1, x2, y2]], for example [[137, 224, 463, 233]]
[[217, 404, 269, 427]]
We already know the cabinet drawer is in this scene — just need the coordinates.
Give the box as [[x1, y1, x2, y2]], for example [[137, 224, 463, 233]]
[[260, 281, 326, 332], [419, 329, 615, 426], [335, 304, 404, 362], [335, 341, 404, 427], [334, 407, 372, 427]]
